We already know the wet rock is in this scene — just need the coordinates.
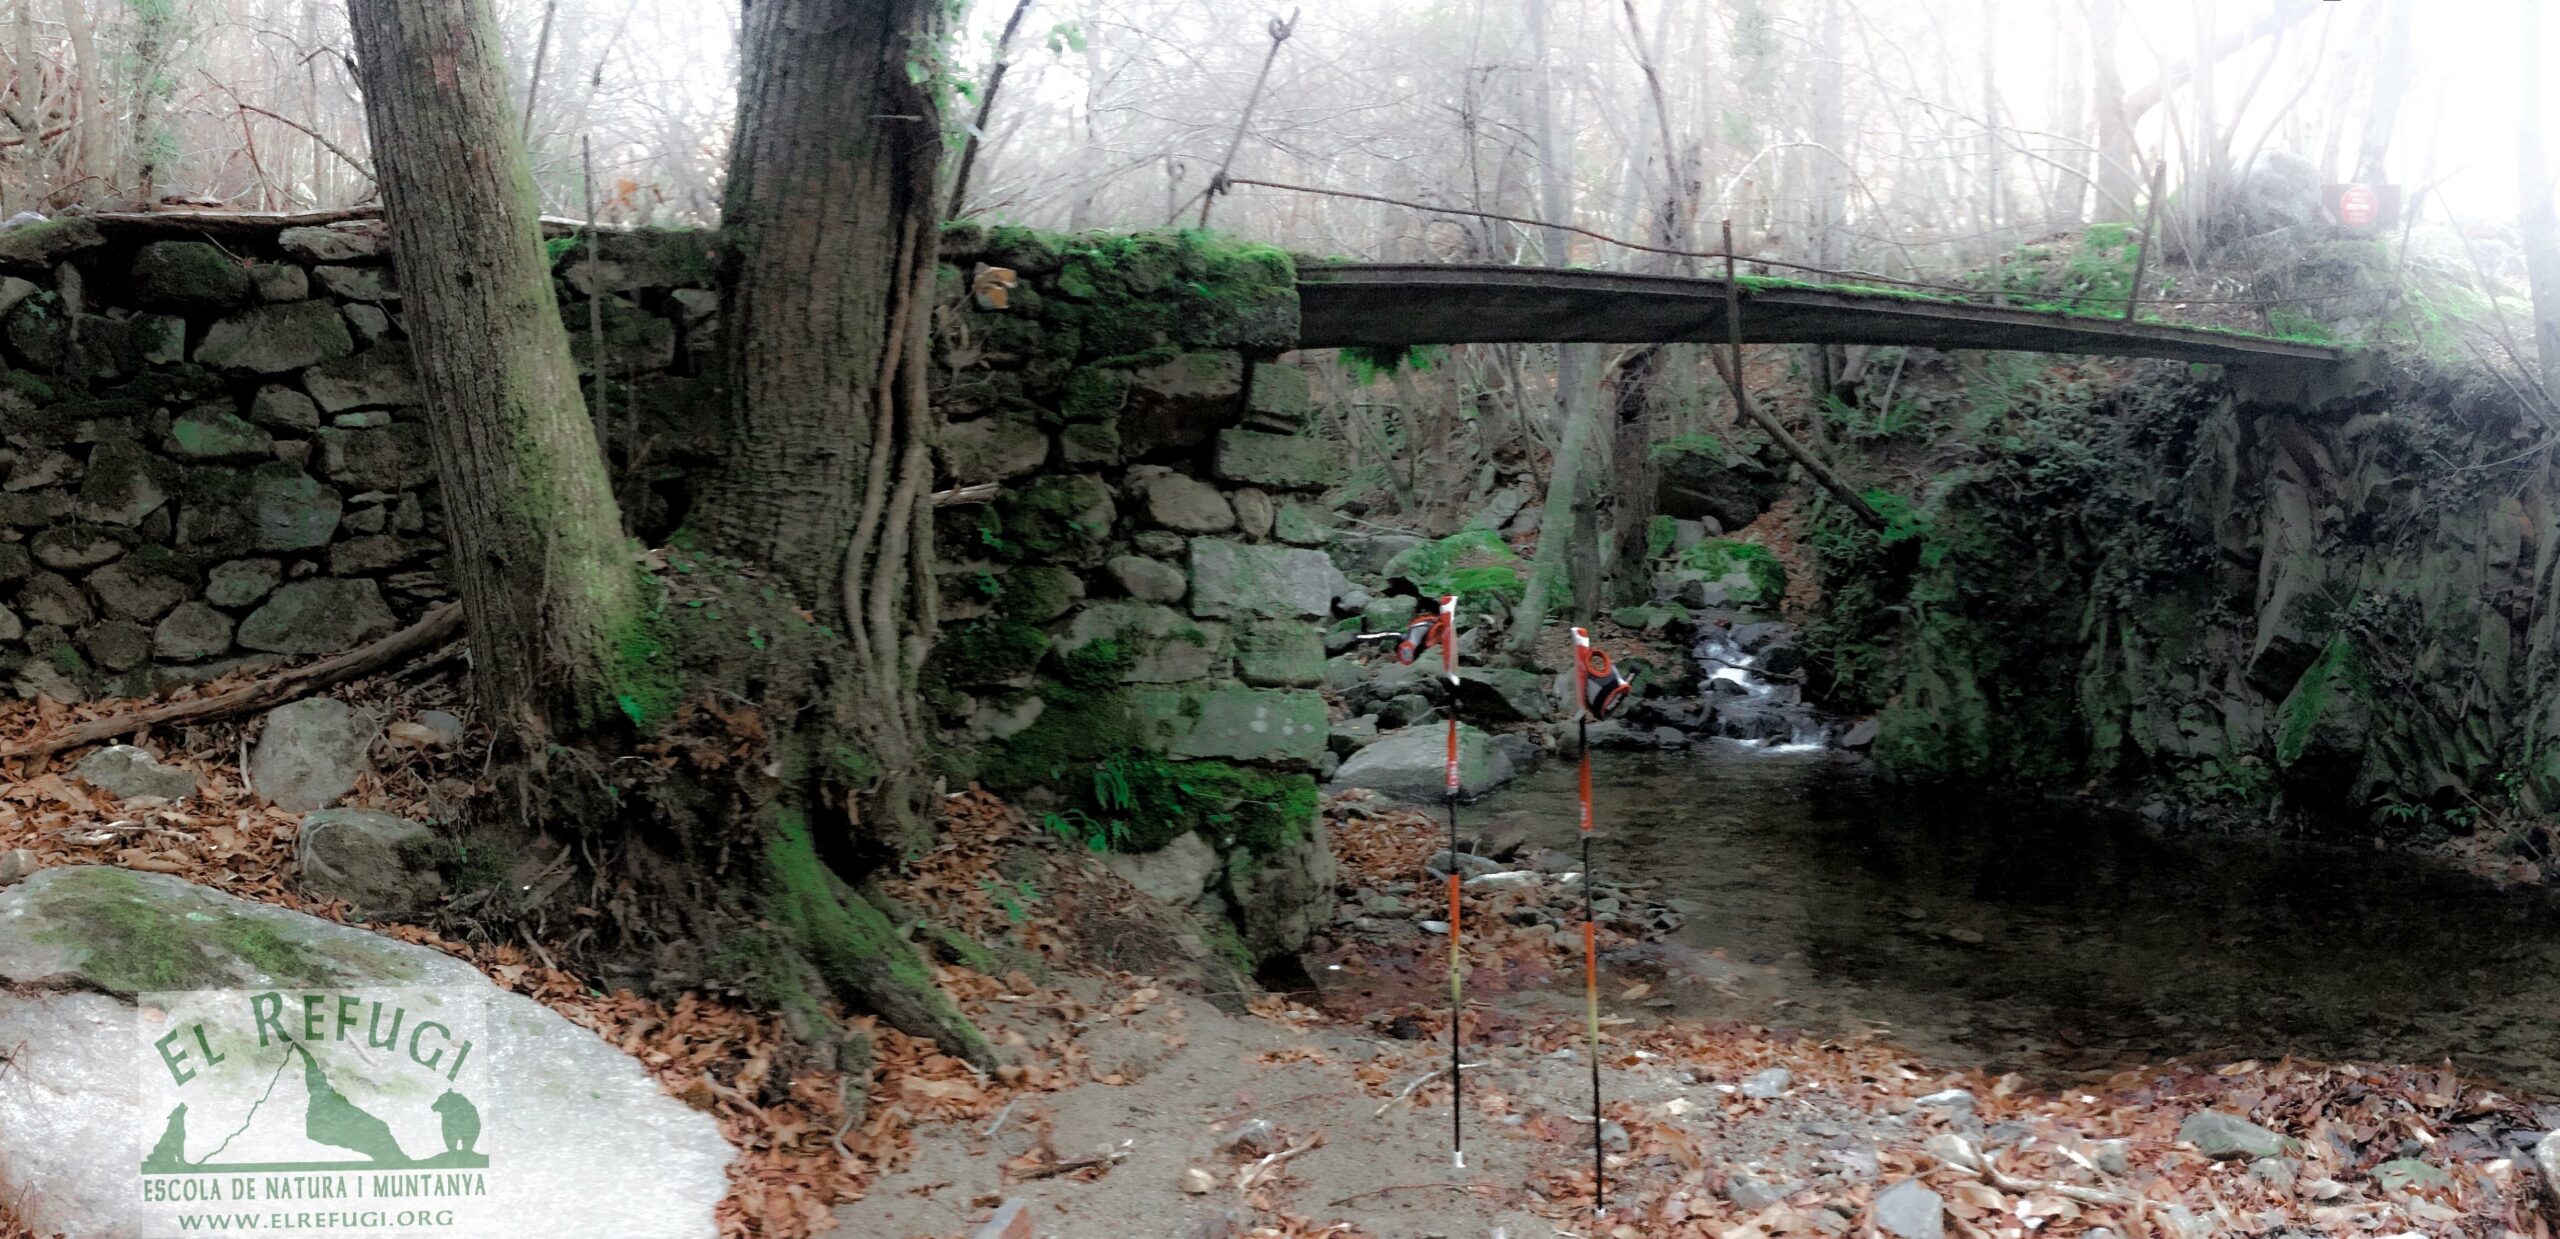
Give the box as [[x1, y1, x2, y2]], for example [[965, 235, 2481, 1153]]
[[1872, 1178, 1945, 1239], [248, 696, 379, 811], [1327, 715, 1379, 753], [2179, 1110, 2289, 1160], [1453, 667, 1553, 723], [1374, 693, 1435, 729], [1841, 717, 1881, 749], [299, 808, 443, 916], [71, 745, 199, 801]]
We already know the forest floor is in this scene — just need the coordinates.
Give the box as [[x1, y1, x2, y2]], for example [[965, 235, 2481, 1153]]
[[2, 672, 2558, 1238]]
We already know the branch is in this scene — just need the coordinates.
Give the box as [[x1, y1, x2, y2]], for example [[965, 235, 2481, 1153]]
[[0, 604, 463, 760], [236, 104, 372, 181]]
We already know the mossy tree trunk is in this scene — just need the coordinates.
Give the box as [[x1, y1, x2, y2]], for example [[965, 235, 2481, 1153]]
[[345, 0, 646, 750], [346, 0, 991, 1069], [696, 0, 945, 852]]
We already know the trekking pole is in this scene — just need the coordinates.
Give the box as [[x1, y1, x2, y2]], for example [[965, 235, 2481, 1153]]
[[1397, 594, 1465, 1168], [1571, 626, 1631, 1214]]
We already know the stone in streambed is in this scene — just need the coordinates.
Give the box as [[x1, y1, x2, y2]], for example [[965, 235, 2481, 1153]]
[[1330, 724, 1516, 802]]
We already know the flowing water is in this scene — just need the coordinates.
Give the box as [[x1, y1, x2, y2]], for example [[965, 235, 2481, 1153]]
[[1473, 743, 2560, 1093]]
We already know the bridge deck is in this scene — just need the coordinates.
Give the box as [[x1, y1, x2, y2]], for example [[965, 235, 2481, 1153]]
[[1295, 264, 2343, 366]]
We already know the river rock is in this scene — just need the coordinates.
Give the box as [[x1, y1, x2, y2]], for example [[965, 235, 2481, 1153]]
[[300, 808, 444, 917], [71, 745, 199, 801], [249, 696, 379, 811], [1872, 1178, 1945, 1239], [1100, 830, 1220, 907], [0, 866, 732, 1238], [1330, 724, 1516, 801], [2178, 1109, 2289, 1160]]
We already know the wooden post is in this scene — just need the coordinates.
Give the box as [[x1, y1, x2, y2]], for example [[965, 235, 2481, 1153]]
[[1721, 220, 1886, 529], [2123, 159, 2166, 322]]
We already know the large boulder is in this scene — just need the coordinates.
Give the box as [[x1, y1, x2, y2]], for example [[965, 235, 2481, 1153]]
[[300, 809, 444, 917], [248, 696, 380, 811], [0, 866, 732, 1238], [1330, 724, 1518, 801]]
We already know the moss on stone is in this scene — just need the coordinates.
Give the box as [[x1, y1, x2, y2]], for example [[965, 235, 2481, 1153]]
[[29, 867, 414, 994]]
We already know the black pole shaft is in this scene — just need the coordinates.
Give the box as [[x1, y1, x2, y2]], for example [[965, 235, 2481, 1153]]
[[1583, 716, 1600, 1213], [1448, 781, 1461, 1163]]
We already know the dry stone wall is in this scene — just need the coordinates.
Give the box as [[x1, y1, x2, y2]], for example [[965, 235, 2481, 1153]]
[[0, 215, 719, 701], [0, 214, 1345, 959]]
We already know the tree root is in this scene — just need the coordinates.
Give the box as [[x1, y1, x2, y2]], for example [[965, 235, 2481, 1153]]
[[0, 603, 464, 760]]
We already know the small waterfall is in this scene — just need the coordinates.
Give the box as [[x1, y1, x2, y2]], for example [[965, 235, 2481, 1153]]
[[1690, 625, 1831, 750]]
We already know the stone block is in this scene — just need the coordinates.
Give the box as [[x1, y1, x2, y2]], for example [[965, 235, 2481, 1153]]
[[1054, 601, 1229, 684], [303, 345, 421, 412], [939, 411, 1050, 482], [1140, 472, 1235, 533], [1135, 685, 1328, 766], [1188, 537, 1349, 619], [1243, 362, 1311, 430], [277, 224, 382, 262], [1234, 621, 1325, 688], [237, 578, 396, 655], [127, 241, 252, 312], [1213, 428, 1338, 491], [316, 422, 436, 489], [194, 300, 354, 373]]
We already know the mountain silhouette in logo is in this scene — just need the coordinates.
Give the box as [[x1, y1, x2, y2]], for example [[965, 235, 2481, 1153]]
[[141, 1043, 489, 1173]]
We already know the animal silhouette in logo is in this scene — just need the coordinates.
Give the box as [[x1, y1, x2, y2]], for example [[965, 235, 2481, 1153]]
[[430, 1089, 481, 1157], [301, 1045, 408, 1165], [142, 1102, 191, 1172]]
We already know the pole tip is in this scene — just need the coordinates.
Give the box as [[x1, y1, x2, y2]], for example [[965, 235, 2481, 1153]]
[[1451, 1150, 1466, 1170]]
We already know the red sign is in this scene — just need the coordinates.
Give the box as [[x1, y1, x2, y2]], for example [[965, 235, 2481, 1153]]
[[2321, 183, 2401, 230]]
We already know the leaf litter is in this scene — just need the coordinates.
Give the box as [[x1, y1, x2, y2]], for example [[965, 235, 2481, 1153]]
[[0, 674, 2554, 1237]]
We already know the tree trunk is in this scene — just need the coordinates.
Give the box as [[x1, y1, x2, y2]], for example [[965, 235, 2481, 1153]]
[[2522, 0, 2560, 399], [2086, 0, 2138, 220], [2351, 0, 2416, 185], [1513, 0, 1602, 648], [345, 0, 645, 749], [346, 0, 992, 1070], [698, 0, 946, 850]]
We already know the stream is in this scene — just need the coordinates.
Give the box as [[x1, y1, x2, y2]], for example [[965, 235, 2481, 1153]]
[[1471, 742, 2560, 1094]]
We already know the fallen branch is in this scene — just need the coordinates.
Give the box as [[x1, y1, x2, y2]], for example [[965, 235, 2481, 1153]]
[[1325, 1182, 1495, 1208], [1927, 1134, 2151, 1213], [1012, 1140, 1132, 1182], [0, 603, 464, 760], [931, 482, 1002, 507], [1237, 1131, 1323, 1193], [1373, 1061, 1486, 1118]]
